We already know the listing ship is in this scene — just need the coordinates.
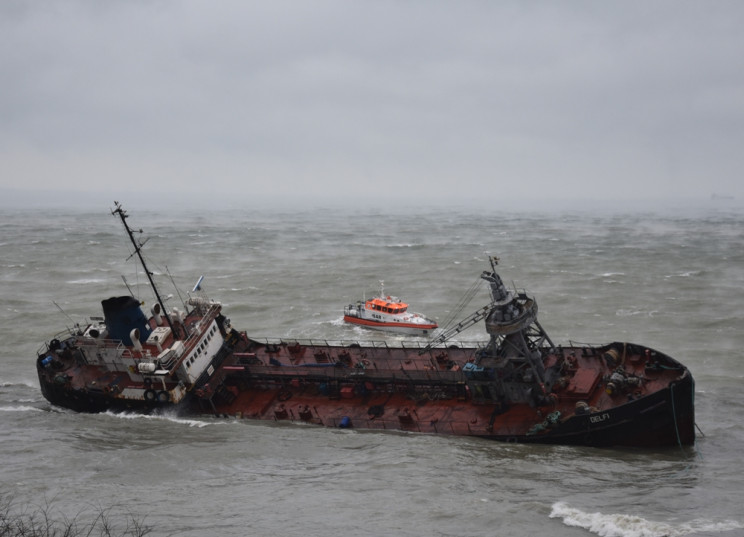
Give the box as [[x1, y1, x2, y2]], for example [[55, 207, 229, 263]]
[[343, 282, 438, 336], [36, 204, 696, 448]]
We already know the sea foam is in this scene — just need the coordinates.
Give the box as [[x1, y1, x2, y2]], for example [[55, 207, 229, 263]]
[[0, 405, 43, 413], [550, 502, 744, 537], [102, 410, 225, 428]]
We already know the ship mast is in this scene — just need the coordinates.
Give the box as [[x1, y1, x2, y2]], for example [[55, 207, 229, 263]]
[[112, 202, 180, 340]]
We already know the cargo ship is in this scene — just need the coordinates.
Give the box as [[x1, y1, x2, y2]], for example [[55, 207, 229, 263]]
[[36, 203, 696, 447], [343, 281, 438, 336]]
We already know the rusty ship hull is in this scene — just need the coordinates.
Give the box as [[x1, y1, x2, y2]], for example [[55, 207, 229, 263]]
[[193, 338, 694, 447], [37, 328, 695, 447], [35, 204, 696, 448]]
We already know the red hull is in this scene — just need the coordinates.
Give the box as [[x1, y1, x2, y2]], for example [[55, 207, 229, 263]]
[[343, 315, 438, 331]]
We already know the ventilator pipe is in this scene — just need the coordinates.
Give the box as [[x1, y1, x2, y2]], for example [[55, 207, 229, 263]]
[[130, 328, 143, 352], [151, 334, 163, 353], [151, 303, 163, 326]]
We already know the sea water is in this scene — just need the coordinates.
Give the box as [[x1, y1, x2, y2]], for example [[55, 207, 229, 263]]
[[1, 201, 743, 536]]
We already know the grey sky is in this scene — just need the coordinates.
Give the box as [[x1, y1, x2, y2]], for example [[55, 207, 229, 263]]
[[1, 1, 743, 207]]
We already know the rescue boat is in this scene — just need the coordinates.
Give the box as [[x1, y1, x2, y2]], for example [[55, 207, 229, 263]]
[[343, 282, 438, 336], [35, 204, 696, 448]]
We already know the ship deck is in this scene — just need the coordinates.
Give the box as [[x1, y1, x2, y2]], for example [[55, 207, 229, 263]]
[[194, 336, 690, 442]]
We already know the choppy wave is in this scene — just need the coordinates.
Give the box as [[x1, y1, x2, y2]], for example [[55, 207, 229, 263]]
[[1, 380, 38, 389], [550, 502, 744, 537], [0, 405, 43, 412], [3, 204, 744, 535], [66, 278, 107, 284], [102, 410, 224, 428], [615, 309, 659, 317]]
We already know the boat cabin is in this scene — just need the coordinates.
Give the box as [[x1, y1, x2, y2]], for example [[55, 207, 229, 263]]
[[366, 297, 408, 315]]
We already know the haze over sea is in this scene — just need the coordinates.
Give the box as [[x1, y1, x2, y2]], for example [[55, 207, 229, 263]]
[[2, 199, 743, 537]]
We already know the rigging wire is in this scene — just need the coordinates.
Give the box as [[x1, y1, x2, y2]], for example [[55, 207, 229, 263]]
[[165, 265, 188, 311], [119, 228, 143, 300], [52, 300, 78, 335], [119, 226, 187, 312], [139, 250, 191, 310], [122, 235, 153, 303], [439, 275, 485, 332], [134, 253, 141, 299]]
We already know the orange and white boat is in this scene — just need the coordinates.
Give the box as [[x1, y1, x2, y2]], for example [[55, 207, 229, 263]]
[[343, 282, 438, 336]]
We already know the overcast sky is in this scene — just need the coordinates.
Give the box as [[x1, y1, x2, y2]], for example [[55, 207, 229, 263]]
[[1, 1, 743, 208]]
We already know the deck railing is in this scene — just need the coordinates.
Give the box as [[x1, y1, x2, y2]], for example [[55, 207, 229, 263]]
[[245, 336, 487, 350]]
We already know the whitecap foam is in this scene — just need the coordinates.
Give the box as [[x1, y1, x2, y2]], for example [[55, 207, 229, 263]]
[[0, 405, 43, 413], [329, 317, 346, 327], [615, 309, 657, 318], [66, 278, 106, 284], [550, 502, 744, 537], [1, 380, 38, 388], [102, 410, 223, 428], [665, 271, 702, 279]]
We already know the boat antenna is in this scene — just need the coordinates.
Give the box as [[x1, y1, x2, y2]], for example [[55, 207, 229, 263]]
[[489, 255, 499, 272], [165, 265, 188, 311], [52, 300, 80, 334], [121, 275, 135, 297], [111, 201, 180, 339]]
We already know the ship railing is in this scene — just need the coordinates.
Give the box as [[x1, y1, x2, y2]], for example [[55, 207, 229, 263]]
[[183, 302, 221, 328], [247, 336, 487, 350], [165, 306, 222, 371], [74, 333, 197, 373], [37, 325, 114, 356], [233, 363, 468, 385], [36, 330, 78, 356], [74, 338, 141, 371]]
